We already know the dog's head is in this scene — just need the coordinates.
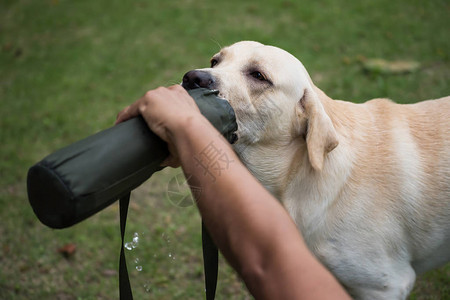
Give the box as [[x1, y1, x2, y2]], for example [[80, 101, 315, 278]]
[[182, 41, 338, 171]]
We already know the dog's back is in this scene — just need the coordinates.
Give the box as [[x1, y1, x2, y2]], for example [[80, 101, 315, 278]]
[[331, 95, 450, 274], [399, 97, 450, 273]]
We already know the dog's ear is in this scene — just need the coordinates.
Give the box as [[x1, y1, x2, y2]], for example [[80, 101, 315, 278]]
[[297, 89, 338, 171]]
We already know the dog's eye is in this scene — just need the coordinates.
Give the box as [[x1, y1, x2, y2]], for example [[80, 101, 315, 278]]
[[250, 71, 267, 81], [210, 59, 218, 68]]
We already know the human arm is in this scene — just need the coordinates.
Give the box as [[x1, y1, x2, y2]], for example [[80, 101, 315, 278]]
[[116, 85, 351, 299]]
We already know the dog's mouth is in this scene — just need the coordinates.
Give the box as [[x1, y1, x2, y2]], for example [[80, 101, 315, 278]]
[[181, 71, 238, 144]]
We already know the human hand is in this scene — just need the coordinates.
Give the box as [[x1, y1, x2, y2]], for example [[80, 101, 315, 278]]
[[115, 85, 203, 167]]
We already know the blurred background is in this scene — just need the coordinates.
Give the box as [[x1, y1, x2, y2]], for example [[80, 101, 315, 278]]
[[1, 0, 449, 299]]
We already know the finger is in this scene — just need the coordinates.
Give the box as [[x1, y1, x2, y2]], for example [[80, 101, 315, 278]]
[[167, 84, 184, 92], [170, 84, 193, 99], [115, 99, 142, 125], [168, 85, 201, 110], [115, 106, 130, 124], [160, 138, 181, 168]]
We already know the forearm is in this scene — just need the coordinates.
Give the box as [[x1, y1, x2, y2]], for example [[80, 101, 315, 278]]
[[170, 115, 277, 251], [170, 116, 350, 299]]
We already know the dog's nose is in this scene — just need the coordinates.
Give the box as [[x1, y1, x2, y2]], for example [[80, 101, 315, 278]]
[[181, 70, 216, 90]]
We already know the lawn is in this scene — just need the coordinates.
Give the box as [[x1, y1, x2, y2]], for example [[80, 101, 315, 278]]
[[1, 0, 449, 299]]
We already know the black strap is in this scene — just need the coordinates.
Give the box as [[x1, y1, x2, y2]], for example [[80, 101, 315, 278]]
[[119, 193, 133, 300], [202, 221, 219, 300], [118, 193, 218, 300]]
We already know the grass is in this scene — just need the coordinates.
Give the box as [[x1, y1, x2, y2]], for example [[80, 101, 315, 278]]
[[1, 0, 449, 299]]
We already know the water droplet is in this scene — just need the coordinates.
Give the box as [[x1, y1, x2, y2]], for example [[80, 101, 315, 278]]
[[161, 233, 170, 244], [132, 232, 139, 244], [127, 232, 139, 248], [134, 258, 140, 264], [136, 265, 143, 271], [124, 242, 133, 250], [144, 282, 151, 293]]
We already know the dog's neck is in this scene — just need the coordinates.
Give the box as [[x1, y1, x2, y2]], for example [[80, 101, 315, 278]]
[[233, 138, 308, 199]]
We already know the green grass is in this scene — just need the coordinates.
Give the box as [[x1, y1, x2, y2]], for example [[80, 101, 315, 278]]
[[1, 0, 449, 299]]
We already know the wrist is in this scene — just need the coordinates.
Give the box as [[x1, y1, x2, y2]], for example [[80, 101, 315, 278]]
[[168, 113, 216, 154]]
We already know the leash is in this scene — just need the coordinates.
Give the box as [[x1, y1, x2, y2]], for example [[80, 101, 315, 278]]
[[202, 222, 219, 300], [118, 194, 219, 300], [119, 193, 133, 300]]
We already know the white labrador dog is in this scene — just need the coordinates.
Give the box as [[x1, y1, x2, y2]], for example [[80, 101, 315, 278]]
[[181, 41, 450, 299]]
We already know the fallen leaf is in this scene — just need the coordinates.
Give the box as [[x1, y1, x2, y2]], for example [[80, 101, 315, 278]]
[[2, 43, 12, 52], [363, 58, 420, 74], [102, 269, 117, 277], [130, 200, 141, 211], [57, 243, 76, 258]]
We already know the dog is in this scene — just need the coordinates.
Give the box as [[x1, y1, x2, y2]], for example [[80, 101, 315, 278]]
[[181, 41, 450, 299]]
